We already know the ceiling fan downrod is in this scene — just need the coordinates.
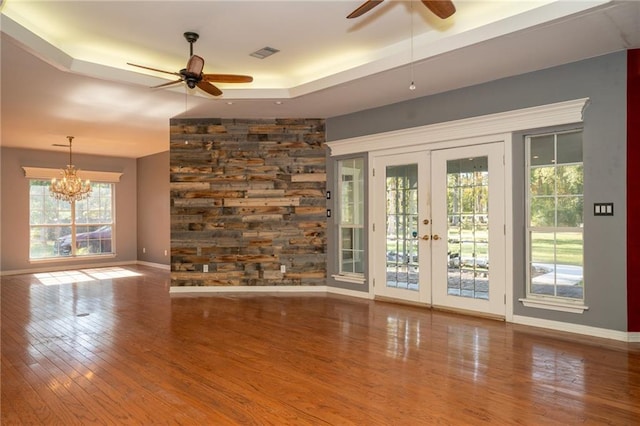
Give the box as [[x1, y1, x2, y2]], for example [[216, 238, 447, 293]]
[[184, 32, 199, 56]]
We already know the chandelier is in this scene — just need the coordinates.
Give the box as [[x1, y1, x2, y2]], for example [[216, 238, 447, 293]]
[[49, 136, 92, 203]]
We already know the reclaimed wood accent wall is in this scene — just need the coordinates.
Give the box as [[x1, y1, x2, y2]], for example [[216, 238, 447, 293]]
[[170, 118, 327, 287]]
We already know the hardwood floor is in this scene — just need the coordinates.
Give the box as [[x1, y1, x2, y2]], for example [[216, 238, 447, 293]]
[[2, 265, 639, 425]]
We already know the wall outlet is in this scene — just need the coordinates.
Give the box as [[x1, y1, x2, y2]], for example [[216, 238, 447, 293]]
[[280, 264, 286, 273], [203, 265, 209, 273], [164, 249, 168, 256], [142, 247, 146, 253]]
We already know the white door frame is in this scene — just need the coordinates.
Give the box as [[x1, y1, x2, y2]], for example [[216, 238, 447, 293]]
[[369, 136, 509, 317]]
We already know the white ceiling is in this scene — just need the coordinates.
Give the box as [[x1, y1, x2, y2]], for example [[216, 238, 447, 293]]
[[1, 0, 639, 158]]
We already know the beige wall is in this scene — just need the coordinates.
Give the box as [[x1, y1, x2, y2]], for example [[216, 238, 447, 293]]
[[137, 151, 170, 266], [0, 147, 138, 273]]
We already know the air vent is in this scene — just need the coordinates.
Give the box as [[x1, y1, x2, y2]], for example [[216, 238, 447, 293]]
[[250, 46, 280, 59]]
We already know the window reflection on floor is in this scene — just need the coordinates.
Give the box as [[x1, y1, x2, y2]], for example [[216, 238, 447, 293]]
[[34, 267, 141, 285]]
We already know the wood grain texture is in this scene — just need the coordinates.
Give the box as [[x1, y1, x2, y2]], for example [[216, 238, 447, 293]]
[[2, 265, 640, 425], [170, 118, 326, 287]]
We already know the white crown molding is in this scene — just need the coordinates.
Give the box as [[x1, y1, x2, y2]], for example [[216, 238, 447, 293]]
[[327, 98, 590, 157]]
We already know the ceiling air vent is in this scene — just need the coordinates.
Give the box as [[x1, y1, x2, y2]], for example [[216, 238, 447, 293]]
[[250, 47, 280, 59]]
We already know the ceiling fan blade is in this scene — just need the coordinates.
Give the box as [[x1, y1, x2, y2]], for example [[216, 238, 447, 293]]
[[196, 81, 223, 97], [347, 0, 384, 18], [422, 0, 456, 19], [152, 79, 183, 89], [127, 62, 181, 77], [203, 74, 253, 83]]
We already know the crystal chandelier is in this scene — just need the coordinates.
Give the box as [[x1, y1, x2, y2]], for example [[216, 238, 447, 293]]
[[49, 136, 92, 203]]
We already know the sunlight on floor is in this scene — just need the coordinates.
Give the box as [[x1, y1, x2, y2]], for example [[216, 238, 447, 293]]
[[34, 267, 142, 285]]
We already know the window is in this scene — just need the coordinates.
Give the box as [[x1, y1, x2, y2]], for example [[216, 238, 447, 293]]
[[338, 157, 365, 276], [526, 130, 584, 303], [30, 180, 114, 259]]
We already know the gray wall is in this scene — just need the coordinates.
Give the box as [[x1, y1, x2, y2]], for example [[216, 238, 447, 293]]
[[326, 51, 627, 331], [137, 151, 170, 266], [0, 147, 138, 273]]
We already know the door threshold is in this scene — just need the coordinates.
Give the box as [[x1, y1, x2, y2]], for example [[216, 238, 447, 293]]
[[374, 295, 430, 309], [432, 304, 505, 321]]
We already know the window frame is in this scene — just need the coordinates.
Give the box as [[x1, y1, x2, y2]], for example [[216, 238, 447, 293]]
[[522, 129, 587, 313], [21, 166, 123, 263], [29, 179, 116, 260], [336, 156, 366, 279]]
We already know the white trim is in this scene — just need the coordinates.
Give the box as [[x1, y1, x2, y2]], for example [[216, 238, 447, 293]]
[[136, 261, 170, 270], [326, 98, 589, 156], [169, 285, 329, 295], [519, 297, 589, 314], [512, 314, 634, 342], [629, 333, 640, 343], [168, 283, 374, 300], [0, 260, 138, 276], [30, 254, 117, 264], [504, 133, 514, 322], [327, 285, 373, 300], [331, 274, 366, 285], [0, 260, 168, 276], [22, 166, 123, 182]]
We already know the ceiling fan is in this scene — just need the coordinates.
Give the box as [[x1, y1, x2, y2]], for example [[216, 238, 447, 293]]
[[127, 32, 253, 97], [347, 0, 455, 19]]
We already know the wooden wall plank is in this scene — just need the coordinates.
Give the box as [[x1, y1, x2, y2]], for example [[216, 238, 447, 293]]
[[170, 118, 327, 287]]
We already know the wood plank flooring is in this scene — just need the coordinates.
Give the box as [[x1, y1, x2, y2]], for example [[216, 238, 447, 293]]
[[2, 265, 639, 425]]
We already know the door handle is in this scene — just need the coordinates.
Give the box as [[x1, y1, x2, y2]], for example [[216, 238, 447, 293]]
[[421, 235, 430, 241], [431, 235, 441, 241], [423, 219, 430, 225]]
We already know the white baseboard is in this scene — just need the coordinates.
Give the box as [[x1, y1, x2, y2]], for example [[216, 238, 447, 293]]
[[136, 261, 170, 270], [629, 332, 640, 343], [512, 314, 636, 342], [169, 285, 329, 295], [326, 286, 373, 300], [169, 284, 373, 300], [0, 260, 170, 276], [0, 260, 139, 276]]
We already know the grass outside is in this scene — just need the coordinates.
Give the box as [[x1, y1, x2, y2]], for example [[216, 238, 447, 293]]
[[531, 232, 583, 266]]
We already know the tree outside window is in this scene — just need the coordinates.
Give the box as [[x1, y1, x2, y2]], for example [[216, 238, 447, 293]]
[[526, 130, 584, 301], [30, 180, 115, 259]]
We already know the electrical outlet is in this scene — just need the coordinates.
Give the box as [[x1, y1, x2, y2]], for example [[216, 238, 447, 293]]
[[203, 265, 209, 273], [142, 247, 146, 253], [280, 264, 286, 273]]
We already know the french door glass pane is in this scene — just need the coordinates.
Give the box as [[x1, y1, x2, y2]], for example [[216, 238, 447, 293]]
[[386, 164, 419, 291], [446, 156, 489, 300]]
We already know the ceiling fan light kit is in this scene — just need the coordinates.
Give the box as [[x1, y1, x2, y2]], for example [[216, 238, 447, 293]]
[[127, 32, 253, 97]]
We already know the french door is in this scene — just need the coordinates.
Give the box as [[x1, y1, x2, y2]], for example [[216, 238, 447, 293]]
[[372, 142, 505, 317]]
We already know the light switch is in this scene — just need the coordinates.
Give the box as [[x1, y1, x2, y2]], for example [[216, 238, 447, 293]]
[[594, 202, 614, 216]]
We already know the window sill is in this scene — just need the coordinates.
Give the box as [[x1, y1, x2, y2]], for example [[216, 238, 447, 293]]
[[331, 274, 366, 285], [519, 297, 589, 314], [30, 254, 117, 263]]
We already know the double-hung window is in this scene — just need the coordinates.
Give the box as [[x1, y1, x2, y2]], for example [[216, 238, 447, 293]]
[[29, 180, 115, 259], [526, 130, 584, 306], [337, 157, 365, 276]]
